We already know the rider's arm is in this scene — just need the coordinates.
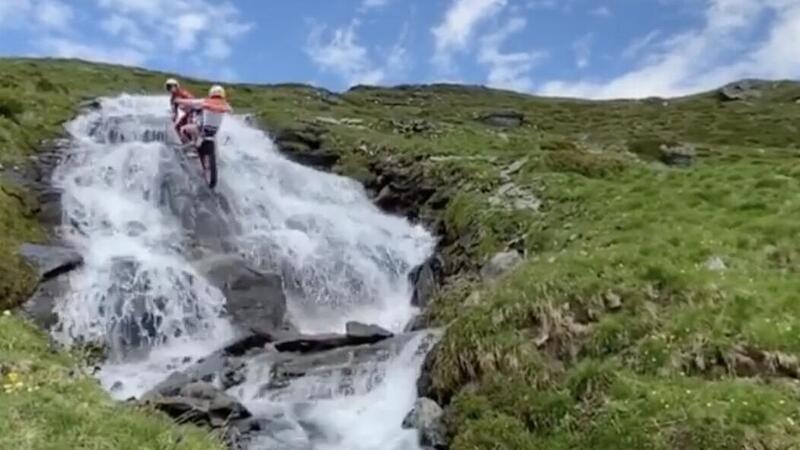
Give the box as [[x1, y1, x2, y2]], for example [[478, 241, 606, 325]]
[[175, 98, 203, 110]]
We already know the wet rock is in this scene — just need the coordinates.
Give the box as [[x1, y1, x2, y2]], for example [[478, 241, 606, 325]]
[[144, 372, 192, 399], [18, 243, 83, 281], [200, 255, 289, 336], [409, 256, 441, 308], [21, 275, 70, 329], [35, 188, 63, 227], [402, 398, 446, 449], [480, 251, 523, 281], [478, 110, 525, 128], [416, 343, 439, 400], [345, 321, 393, 339], [265, 332, 423, 400], [157, 153, 236, 252], [273, 330, 392, 354], [145, 382, 251, 429]]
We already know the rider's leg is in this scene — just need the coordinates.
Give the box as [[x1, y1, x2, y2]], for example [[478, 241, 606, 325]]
[[180, 123, 199, 147]]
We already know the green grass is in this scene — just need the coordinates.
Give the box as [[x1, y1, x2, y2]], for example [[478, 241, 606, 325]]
[[0, 314, 223, 450], [3, 57, 800, 448]]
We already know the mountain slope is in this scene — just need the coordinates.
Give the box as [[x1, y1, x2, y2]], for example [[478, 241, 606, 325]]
[[3, 57, 800, 449]]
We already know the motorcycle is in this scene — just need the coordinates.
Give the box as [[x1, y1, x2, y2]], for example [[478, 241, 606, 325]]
[[168, 110, 218, 190]]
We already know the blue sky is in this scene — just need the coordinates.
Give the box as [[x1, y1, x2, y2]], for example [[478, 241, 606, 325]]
[[0, 0, 798, 99]]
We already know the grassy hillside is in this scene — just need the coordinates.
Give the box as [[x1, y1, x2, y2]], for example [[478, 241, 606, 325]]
[[2, 57, 800, 449]]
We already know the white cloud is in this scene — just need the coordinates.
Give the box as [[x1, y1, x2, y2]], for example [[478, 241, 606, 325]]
[[0, 0, 32, 26], [432, 0, 507, 66], [361, 0, 391, 9], [94, 0, 252, 64], [305, 20, 385, 86], [621, 30, 662, 60], [478, 18, 546, 92], [305, 19, 411, 87], [573, 33, 592, 69], [540, 0, 800, 99], [590, 6, 612, 17], [205, 37, 231, 60], [36, 0, 73, 30], [39, 37, 146, 66]]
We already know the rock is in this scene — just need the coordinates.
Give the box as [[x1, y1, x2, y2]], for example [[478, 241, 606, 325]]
[[659, 143, 695, 167], [604, 291, 623, 311], [21, 275, 70, 329], [144, 372, 192, 399], [264, 332, 425, 400], [488, 182, 542, 211], [18, 243, 83, 281], [402, 398, 447, 449], [416, 344, 438, 400], [273, 126, 340, 170], [480, 251, 523, 281], [501, 157, 529, 179], [409, 256, 441, 308], [478, 110, 524, 128], [157, 153, 237, 252], [719, 79, 767, 101], [273, 329, 393, 354], [346, 321, 393, 339], [146, 382, 251, 429], [35, 188, 63, 227], [705, 256, 727, 272], [200, 255, 289, 336]]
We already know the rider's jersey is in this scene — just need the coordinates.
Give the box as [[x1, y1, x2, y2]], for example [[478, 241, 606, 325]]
[[170, 88, 194, 118], [198, 97, 232, 137]]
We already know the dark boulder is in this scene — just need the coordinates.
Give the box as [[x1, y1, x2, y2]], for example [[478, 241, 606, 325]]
[[345, 321, 393, 339], [145, 382, 251, 429], [18, 243, 83, 281], [273, 126, 340, 171], [199, 255, 290, 337], [402, 397, 447, 449], [21, 275, 70, 329], [273, 327, 393, 354], [478, 110, 525, 128], [409, 255, 442, 308]]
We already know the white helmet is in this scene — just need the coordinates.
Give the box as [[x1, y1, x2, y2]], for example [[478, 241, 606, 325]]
[[165, 78, 179, 91], [209, 85, 225, 98]]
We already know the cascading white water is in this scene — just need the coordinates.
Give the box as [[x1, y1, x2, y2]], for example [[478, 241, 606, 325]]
[[51, 94, 437, 450]]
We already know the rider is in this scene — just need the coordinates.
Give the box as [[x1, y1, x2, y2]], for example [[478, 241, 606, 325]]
[[164, 78, 195, 143], [174, 84, 232, 151]]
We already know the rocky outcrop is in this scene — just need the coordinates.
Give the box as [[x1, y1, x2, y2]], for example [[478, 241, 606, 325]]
[[272, 126, 340, 171], [658, 143, 695, 167], [143, 381, 251, 428], [273, 322, 394, 353], [18, 243, 84, 330], [477, 110, 525, 128], [719, 79, 769, 101], [155, 150, 239, 254], [18, 243, 83, 280], [403, 397, 447, 449], [409, 256, 442, 309], [199, 255, 292, 337], [480, 251, 523, 281]]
